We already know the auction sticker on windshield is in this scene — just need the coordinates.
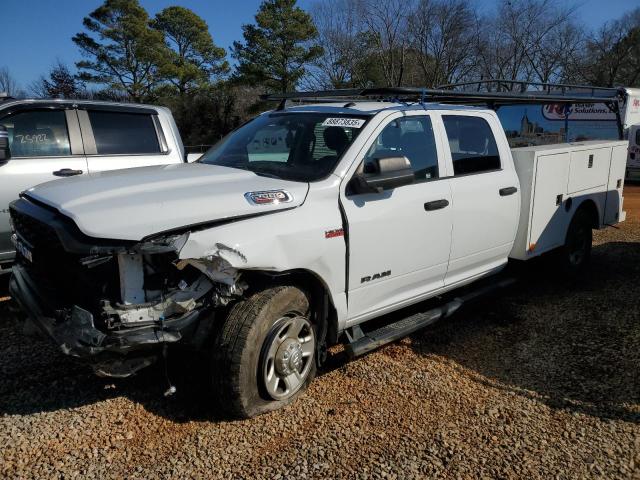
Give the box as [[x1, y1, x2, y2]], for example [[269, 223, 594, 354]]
[[321, 118, 366, 128]]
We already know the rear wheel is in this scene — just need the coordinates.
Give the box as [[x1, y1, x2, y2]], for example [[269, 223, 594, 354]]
[[561, 208, 593, 272], [211, 286, 316, 418]]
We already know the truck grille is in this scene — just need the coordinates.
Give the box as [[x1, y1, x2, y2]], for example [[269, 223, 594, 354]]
[[11, 208, 62, 252], [10, 203, 122, 315], [10, 209, 68, 298]]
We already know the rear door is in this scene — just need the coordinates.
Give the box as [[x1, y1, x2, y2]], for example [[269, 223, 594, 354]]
[[439, 113, 520, 286], [79, 107, 172, 172], [341, 112, 453, 323], [0, 106, 86, 262]]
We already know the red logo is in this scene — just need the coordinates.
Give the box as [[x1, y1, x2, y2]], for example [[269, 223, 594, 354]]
[[325, 228, 344, 239]]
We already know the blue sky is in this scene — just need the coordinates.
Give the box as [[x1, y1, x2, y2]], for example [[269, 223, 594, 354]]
[[1, 0, 639, 89]]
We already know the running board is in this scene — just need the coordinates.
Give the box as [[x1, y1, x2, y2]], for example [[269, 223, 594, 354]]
[[345, 278, 515, 358]]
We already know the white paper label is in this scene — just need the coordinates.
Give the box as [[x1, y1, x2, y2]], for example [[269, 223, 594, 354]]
[[321, 117, 366, 128]]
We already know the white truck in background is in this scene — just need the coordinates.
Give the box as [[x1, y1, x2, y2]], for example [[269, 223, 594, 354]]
[[0, 97, 187, 274], [622, 87, 640, 180], [8, 86, 627, 418]]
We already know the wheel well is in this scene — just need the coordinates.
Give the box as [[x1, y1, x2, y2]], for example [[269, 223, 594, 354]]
[[575, 199, 600, 229], [240, 269, 339, 347]]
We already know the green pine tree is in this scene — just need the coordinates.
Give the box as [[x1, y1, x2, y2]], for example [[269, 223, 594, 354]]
[[232, 0, 323, 93], [153, 6, 229, 95], [72, 0, 167, 101]]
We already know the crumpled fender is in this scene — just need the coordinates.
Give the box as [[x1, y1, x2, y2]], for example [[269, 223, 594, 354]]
[[176, 177, 349, 325]]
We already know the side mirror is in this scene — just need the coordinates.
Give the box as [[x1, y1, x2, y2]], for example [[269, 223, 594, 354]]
[[350, 156, 415, 194], [0, 125, 10, 164]]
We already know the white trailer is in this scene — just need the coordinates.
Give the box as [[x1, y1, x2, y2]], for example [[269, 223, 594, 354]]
[[617, 87, 640, 180]]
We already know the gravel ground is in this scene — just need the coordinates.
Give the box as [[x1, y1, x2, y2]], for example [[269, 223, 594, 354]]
[[0, 189, 639, 479]]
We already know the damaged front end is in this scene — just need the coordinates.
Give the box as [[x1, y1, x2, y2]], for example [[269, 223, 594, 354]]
[[9, 197, 246, 377]]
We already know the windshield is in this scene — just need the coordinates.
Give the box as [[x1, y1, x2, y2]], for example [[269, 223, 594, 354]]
[[199, 112, 369, 182]]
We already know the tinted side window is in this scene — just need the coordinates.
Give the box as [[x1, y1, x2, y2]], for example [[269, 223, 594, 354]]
[[443, 115, 500, 175], [88, 111, 160, 155], [0, 110, 71, 158], [363, 116, 439, 181], [635, 128, 640, 146]]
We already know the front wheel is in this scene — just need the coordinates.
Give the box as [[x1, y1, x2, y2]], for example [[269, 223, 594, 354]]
[[211, 286, 316, 418]]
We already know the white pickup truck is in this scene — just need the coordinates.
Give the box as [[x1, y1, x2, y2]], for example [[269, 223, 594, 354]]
[[9, 87, 627, 418], [0, 97, 186, 274]]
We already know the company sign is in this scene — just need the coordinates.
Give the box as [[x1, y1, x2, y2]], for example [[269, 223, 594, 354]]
[[626, 97, 640, 118], [542, 103, 616, 122]]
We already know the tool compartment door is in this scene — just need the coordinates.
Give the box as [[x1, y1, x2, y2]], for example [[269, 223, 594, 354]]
[[530, 152, 570, 253], [567, 147, 610, 194]]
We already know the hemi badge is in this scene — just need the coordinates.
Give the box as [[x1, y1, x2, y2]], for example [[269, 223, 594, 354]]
[[244, 190, 293, 206]]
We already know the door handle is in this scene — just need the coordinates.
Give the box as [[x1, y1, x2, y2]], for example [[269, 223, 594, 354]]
[[53, 168, 83, 177], [424, 199, 449, 211], [499, 186, 518, 196]]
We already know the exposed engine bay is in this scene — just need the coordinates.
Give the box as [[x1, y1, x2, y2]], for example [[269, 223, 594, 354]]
[[8, 197, 249, 377], [104, 241, 246, 329]]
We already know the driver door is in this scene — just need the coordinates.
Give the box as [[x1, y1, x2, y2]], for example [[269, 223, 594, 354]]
[[341, 113, 453, 324]]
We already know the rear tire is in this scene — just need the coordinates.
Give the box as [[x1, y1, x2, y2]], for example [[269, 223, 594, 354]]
[[561, 208, 593, 273], [211, 286, 316, 418]]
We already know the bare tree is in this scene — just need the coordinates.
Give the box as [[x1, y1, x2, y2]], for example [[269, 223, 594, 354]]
[[473, 0, 580, 89], [0, 67, 24, 97], [356, 0, 415, 87], [576, 9, 640, 87], [308, 0, 369, 88], [408, 0, 476, 87], [531, 22, 584, 84], [28, 76, 50, 98], [29, 61, 83, 99]]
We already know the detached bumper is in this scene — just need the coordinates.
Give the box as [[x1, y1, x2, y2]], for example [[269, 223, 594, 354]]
[[9, 264, 203, 374]]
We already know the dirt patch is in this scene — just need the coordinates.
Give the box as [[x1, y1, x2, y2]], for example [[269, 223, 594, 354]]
[[624, 183, 640, 220]]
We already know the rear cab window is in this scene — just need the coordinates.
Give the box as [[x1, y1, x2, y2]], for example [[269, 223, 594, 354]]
[[442, 115, 501, 175], [496, 103, 619, 147], [88, 110, 161, 155]]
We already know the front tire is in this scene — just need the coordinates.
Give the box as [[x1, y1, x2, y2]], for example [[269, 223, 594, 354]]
[[211, 286, 316, 418]]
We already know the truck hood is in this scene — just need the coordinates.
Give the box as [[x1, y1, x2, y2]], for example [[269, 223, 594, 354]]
[[25, 163, 309, 241]]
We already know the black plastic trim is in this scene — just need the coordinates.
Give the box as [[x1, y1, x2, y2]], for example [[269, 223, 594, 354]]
[[76, 104, 157, 115], [499, 186, 518, 196], [424, 199, 450, 210], [338, 198, 351, 300]]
